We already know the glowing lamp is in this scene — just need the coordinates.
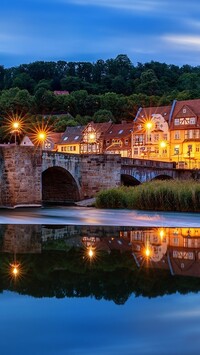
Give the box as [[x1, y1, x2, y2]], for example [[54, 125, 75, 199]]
[[88, 247, 94, 258], [38, 131, 46, 142], [10, 263, 20, 277], [160, 141, 167, 148], [12, 121, 20, 130], [145, 122, 153, 130], [89, 132, 96, 142], [144, 247, 151, 258], [159, 229, 165, 239]]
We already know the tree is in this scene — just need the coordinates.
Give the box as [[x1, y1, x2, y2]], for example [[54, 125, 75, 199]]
[[93, 109, 114, 123], [12, 73, 35, 93], [136, 69, 160, 95]]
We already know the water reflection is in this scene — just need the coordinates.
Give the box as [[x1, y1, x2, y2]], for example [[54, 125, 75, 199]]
[[1, 225, 200, 304]]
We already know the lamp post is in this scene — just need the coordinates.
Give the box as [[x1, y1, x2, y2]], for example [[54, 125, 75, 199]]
[[145, 121, 153, 159], [37, 131, 47, 150], [159, 140, 168, 160], [145, 122, 153, 143], [12, 121, 20, 145]]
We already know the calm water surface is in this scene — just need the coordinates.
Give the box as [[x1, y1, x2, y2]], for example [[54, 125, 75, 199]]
[[0, 223, 200, 354]]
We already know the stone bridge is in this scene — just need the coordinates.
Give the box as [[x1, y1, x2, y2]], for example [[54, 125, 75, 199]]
[[0, 146, 199, 207]]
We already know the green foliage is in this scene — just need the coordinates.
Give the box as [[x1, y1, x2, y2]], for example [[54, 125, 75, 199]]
[[96, 180, 200, 212], [93, 109, 114, 122], [2, 55, 200, 128]]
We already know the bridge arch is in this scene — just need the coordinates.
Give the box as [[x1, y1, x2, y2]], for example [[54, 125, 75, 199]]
[[121, 174, 141, 186], [42, 166, 80, 205]]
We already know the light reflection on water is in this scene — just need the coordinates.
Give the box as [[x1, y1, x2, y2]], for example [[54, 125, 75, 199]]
[[0, 206, 200, 226], [0, 224, 200, 355]]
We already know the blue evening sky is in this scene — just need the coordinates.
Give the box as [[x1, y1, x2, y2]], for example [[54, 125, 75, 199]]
[[1, 0, 200, 68]]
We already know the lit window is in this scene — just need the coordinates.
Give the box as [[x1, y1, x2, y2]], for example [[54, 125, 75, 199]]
[[154, 134, 159, 142], [174, 131, 180, 140], [174, 146, 179, 155], [190, 117, 196, 124], [64, 137, 68, 141], [74, 136, 79, 140], [174, 118, 180, 125], [118, 130, 123, 134]]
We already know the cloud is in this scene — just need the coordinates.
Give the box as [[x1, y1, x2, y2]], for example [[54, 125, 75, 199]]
[[161, 308, 200, 319], [162, 34, 200, 51]]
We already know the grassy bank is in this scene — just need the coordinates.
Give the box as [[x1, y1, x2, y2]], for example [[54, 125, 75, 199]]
[[95, 180, 200, 212]]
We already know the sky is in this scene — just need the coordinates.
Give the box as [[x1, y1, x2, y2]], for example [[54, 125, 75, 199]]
[[2, 0, 200, 68]]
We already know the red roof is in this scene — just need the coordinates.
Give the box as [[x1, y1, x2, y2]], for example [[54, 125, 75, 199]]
[[136, 105, 171, 122]]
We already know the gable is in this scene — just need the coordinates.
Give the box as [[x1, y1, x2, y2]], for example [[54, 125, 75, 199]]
[[175, 105, 197, 118]]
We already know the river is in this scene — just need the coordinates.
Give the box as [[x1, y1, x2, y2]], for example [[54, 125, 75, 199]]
[[0, 206, 200, 226]]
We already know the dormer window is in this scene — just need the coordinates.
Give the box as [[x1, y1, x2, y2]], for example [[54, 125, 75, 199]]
[[174, 118, 180, 125], [190, 117, 196, 124]]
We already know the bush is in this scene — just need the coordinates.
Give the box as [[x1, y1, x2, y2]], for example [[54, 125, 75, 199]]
[[95, 180, 200, 212]]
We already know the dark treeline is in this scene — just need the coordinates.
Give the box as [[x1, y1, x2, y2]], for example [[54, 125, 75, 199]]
[[1, 54, 200, 131], [1, 250, 200, 304]]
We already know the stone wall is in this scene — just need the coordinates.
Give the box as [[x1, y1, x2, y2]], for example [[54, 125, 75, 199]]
[[0, 146, 42, 207], [80, 154, 121, 198]]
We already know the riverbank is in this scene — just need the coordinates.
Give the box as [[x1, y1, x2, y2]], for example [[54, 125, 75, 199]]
[[75, 198, 96, 207]]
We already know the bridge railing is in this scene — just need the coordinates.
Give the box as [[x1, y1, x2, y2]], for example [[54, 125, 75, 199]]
[[121, 157, 176, 169]]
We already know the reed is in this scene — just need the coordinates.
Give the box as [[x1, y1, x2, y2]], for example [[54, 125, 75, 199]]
[[95, 180, 200, 212]]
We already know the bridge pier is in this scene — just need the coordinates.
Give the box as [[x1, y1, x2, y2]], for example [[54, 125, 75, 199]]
[[0, 146, 42, 208]]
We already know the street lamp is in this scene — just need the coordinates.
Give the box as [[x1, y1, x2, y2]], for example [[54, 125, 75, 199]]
[[145, 121, 153, 158], [145, 122, 153, 146], [159, 140, 171, 161], [12, 120, 21, 145], [37, 131, 47, 150]]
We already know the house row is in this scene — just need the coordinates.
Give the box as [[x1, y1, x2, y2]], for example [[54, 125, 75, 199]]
[[132, 98, 200, 168], [20, 98, 200, 168], [21, 120, 133, 158]]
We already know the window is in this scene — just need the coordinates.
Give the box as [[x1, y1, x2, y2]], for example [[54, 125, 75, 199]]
[[163, 134, 168, 140], [174, 131, 180, 140], [74, 136, 79, 140], [183, 108, 186, 113], [173, 237, 179, 245], [118, 129, 123, 134], [190, 117, 196, 124], [134, 148, 139, 155], [154, 134, 159, 142], [64, 137, 68, 141], [174, 118, 180, 125], [195, 130, 200, 138], [196, 145, 200, 152], [174, 145, 179, 155]]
